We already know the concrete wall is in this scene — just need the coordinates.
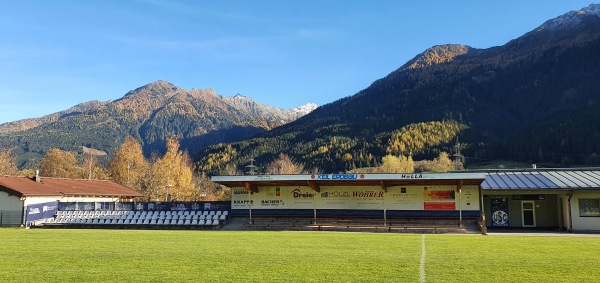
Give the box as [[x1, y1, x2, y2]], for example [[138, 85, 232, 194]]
[[0, 191, 24, 226], [571, 191, 600, 232]]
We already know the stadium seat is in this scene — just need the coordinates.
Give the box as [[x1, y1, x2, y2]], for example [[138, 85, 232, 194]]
[[211, 215, 220, 220], [219, 214, 226, 221], [223, 211, 229, 216], [212, 220, 219, 226], [192, 214, 199, 220], [117, 219, 124, 224], [202, 211, 209, 216], [216, 211, 222, 215], [191, 219, 198, 225], [150, 219, 157, 225], [184, 219, 191, 225], [205, 219, 212, 225], [143, 219, 150, 225], [183, 211, 190, 216], [199, 215, 206, 220], [199, 220, 205, 225], [177, 219, 184, 225], [110, 219, 119, 224], [157, 219, 164, 225], [209, 211, 215, 216]]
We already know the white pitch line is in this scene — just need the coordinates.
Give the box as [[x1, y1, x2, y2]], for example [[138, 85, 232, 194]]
[[420, 234, 426, 283]]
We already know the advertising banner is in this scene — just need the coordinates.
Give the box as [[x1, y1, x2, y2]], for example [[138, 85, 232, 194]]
[[490, 196, 509, 227], [231, 185, 480, 211], [25, 201, 58, 222], [423, 186, 456, 210]]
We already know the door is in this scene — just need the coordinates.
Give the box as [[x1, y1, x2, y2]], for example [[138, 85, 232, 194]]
[[521, 201, 536, 227]]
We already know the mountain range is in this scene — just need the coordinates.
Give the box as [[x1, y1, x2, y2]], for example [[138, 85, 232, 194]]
[[0, 81, 317, 168], [2, 4, 600, 173], [196, 4, 600, 173]]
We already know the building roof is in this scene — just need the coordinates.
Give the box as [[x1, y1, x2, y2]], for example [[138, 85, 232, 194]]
[[212, 172, 486, 190], [481, 169, 600, 190], [0, 175, 144, 197]]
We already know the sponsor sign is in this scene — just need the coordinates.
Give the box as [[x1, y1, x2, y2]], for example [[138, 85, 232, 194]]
[[231, 185, 480, 211], [25, 201, 58, 222], [490, 196, 509, 227]]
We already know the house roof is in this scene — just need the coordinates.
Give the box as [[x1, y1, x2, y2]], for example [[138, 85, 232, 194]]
[[480, 169, 600, 190], [0, 175, 144, 197]]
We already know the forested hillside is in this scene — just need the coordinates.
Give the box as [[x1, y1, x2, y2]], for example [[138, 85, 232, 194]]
[[196, 7, 600, 173], [0, 81, 313, 168]]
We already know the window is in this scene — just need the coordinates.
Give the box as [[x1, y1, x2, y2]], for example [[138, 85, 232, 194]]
[[579, 199, 600, 217]]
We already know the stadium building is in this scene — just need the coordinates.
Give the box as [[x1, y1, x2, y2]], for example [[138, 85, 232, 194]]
[[212, 172, 487, 233], [213, 169, 600, 233], [0, 173, 142, 227]]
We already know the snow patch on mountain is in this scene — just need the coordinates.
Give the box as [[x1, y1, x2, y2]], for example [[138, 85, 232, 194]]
[[291, 103, 318, 115], [537, 4, 600, 31]]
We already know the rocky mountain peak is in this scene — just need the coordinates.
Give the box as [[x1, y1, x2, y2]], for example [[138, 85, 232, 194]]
[[537, 3, 600, 31]]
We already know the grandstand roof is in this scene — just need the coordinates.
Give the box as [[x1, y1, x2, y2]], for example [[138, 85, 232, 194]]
[[482, 169, 600, 190], [0, 175, 143, 197], [212, 173, 486, 191]]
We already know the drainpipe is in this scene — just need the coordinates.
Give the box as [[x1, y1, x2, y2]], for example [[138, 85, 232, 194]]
[[567, 190, 573, 233]]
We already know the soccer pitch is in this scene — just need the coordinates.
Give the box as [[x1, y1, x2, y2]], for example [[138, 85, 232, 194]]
[[1, 229, 598, 282]]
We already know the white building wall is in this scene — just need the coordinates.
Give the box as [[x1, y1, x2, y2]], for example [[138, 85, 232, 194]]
[[61, 196, 120, 202], [571, 191, 600, 232], [23, 196, 61, 206]]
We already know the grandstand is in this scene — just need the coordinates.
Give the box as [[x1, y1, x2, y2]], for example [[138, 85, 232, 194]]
[[43, 209, 228, 229], [212, 173, 487, 233]]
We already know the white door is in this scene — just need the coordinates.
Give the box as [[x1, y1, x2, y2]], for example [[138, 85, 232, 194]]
[[521, 201, 536, 227]]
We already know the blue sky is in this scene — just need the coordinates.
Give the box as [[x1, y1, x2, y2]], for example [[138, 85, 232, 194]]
[[0, 1, 595, 124]]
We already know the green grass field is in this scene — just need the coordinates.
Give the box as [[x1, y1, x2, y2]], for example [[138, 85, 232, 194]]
[[1, 229, 598, 282]]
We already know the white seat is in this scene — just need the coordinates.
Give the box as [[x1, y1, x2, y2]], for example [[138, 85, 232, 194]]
[[150, 219, 157, 225], [202, 211, 209, 216], [143, 219, 150, 225], [191, 219, 198, 225], [117, 219, 124, 224], [199, 215, 206, 220], [216, 211, 222, 215], [219, 214, 226, 221], [157, 219, 164, 225], [209, 211, 215, 215], [223, 211, 229, 216], [212, 215, 220, 220], [183, 211, 190, 216], [110, 219, 119, 224], [184, 219, 191, 225], [212, 220, 219, 226], [177, 219, 184, 225], [199, 220, 205, 225], [205, 220, 212, 225]]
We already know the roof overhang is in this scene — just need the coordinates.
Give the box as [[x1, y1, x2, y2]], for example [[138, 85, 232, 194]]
[[212, 173, 486, 190]]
